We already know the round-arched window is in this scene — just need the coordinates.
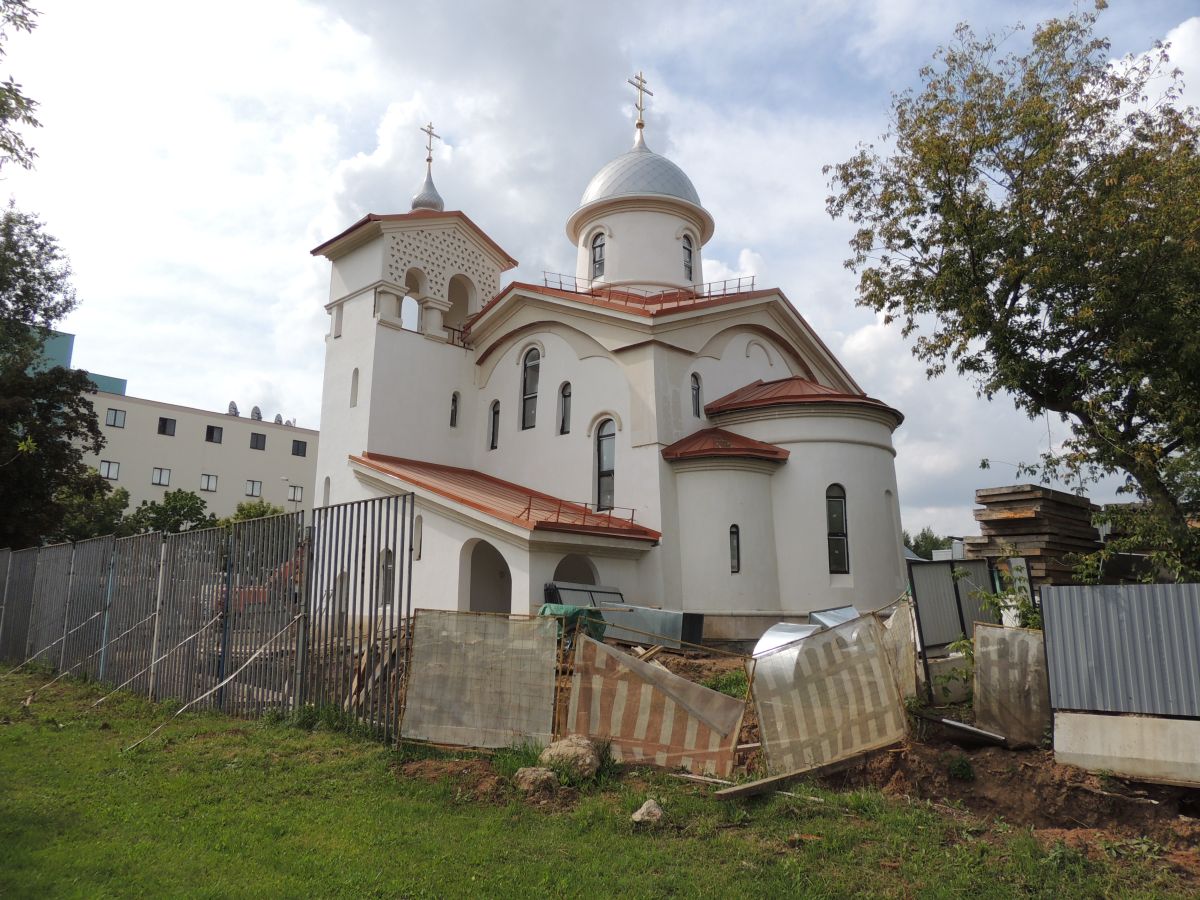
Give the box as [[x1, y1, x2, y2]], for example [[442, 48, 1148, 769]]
[[683, 234, 694, 282], [591, 233, 605, 278]]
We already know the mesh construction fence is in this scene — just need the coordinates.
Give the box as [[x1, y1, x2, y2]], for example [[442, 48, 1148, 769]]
[[973, 623, 1051, 749]]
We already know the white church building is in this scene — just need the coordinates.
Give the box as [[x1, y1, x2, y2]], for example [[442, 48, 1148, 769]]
[[312, 92, 907, 640]]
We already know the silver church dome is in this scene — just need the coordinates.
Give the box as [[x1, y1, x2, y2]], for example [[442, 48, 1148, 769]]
[[579, 131, 702, 207]]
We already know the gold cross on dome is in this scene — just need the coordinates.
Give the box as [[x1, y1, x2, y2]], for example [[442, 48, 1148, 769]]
[[420, 121, 441, 163], [627, 71, 653, 128]]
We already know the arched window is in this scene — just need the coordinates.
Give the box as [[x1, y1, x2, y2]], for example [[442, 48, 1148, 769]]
[[350, 368, 359, 408], [449, 392, 459, 428], [488, 400, 500, 450], [729, 524, 741, 574], [520, 349, 540, 429], [596, 419, 615, 510], [683, 234, 694, 282], [690, 373, 702, 418], [558, 382, 571, 435], [322, 476, 330, 506], [591, 233, 605, 278], [826, 484, 849, 574], [413, 515, 423, 561]]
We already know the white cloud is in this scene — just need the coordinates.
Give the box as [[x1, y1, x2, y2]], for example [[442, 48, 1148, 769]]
[[1, 0, 1193, 526]]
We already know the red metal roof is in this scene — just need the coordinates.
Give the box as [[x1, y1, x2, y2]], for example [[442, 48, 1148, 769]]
[[463, 281, 779, 333], [704, 376, 903, 424], [310, 210, 518, 268], [660, 428, 789, 463], [352, 452, 660, 542]]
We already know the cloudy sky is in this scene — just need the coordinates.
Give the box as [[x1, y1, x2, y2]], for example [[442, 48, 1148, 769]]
[[5, 0, 1197, 535]]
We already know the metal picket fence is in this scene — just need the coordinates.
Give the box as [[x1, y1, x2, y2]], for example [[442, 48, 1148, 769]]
[[0, 498, 414, 738], [304, 494, 413, 741]]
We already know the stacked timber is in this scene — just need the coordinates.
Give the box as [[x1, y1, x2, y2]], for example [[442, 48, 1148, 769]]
[[963, 484, 1101, 585]]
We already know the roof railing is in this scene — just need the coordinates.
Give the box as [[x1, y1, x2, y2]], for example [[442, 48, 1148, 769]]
[[540, 272, 756, 311], [517, 495, 639, 528]]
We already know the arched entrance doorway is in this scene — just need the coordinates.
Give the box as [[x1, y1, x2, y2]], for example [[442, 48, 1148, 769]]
[[461, 539, 511, 613], [553, 553, 598, 585]]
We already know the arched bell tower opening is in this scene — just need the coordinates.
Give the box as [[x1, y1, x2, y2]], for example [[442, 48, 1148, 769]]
[[446, 274, 476, 330]]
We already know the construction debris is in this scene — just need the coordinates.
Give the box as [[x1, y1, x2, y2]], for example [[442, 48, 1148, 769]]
[[963, 485, 1101, 586]]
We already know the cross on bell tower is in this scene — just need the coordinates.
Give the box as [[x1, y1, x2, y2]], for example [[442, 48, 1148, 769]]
[[627, 71, 653, 131], [411, 120, 445, 212]]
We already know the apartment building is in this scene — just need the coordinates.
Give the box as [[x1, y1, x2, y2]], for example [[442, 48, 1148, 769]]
[[90, 392, 318, 517]]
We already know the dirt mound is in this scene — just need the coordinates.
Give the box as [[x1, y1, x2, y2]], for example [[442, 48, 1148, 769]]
[[395, 758, 503, 801], [830, 742, 1200, 852]]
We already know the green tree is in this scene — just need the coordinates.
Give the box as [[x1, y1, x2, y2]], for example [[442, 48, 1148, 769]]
[[902, 526, 953, 560], [216, 499, 286, 528], [49, 470, 130, 542], [826, 5, 1200, 578], [0, 1, 38, 171], [0, 205, 104, 548], [124, 490, 217, 535]]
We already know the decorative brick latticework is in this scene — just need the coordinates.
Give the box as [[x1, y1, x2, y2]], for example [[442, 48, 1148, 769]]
[[386, 226, 501, 300]]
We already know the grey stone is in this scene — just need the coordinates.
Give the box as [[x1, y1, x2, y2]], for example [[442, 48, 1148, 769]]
[[538, 735, 601, 781]]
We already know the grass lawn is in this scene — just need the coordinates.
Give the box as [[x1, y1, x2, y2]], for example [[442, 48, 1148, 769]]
[[0, 672, 1187, 898]]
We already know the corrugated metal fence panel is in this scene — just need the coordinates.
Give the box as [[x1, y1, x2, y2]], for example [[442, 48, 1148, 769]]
[[0, 548, 38, 662], [102, 532, 163, 693], [909, 559, 997, 648], [222, 513, 305, 718], [0, 548, 11, 654], [27, 542, 74, 665], [1042, 584, 1200, 718], [154, 526, 227, 706], [61, 535, 116, 680], [305, 494, 410, 740]]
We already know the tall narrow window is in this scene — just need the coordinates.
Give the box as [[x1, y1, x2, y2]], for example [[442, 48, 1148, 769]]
[[558, 383, 571, 435], [350, 368, 359, 408], [449, 392, 459, 428], [596, 419, 615, 511], [690, 373, 703, 418], [730, 525, 741, 574], [591, 233, 605, 278], [826, 484, 849, 574], [488, 400, 500, 450], [413, 515, 423, 561], [682, 234, 694, 282], [520, 349, 540, 429]]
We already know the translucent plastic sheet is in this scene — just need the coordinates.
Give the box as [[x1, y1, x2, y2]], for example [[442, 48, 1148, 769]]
[[567, 636, 746, 777], [974, 623, 1051, 749], [752, 615, 907, 777], [882, 600, 920, 699], [401, 610, 558, 749]]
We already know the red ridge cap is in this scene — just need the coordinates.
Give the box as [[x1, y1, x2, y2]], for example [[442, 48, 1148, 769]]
[[705, 376, 902, 424], [661, 427, 790, 463]]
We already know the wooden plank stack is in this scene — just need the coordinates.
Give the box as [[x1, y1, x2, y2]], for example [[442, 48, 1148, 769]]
[[963, 484, 1101, 585]]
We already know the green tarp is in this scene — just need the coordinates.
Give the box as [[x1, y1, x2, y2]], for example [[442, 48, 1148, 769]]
[[538, 603, 606, 643]]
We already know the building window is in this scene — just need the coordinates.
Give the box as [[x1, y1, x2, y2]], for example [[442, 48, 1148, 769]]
[[730, 525, 741, 574], [291, 439, 307, 457], [152, 467, 171, 486], [683, 234, 694, 282], [250, 432, 266, 451], [488, 400, 500, 450], [245, 480, 262, 497], [520, 348, 540, 429], [558, 383, 571, 435], [350, 367, 359, 408], [449, 392, 459, 428], [157, 417, 176, 436], [596, 418, 615, 511], [690, 373, 703, 418], [322, 476, 330, 506], [826, 484, 850, 574], [200, 474, 218, 492], [591, 232, 605, 278], [413, 515, 423, 561], [99, 460, 119, 480], [288, 484, 303, 503], [205, 425, 223, 444], [105, 408, 126, 428], [333, 304, 343, 338]]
